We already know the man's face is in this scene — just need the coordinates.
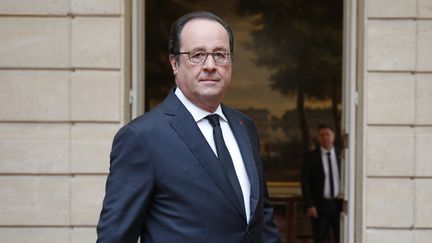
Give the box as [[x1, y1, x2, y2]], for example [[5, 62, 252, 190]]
[[169, 19, 232, 111], [317, 128, 335, 150]]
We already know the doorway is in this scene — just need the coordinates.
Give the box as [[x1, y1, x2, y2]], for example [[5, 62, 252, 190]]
[[140, 0, 353, 242]]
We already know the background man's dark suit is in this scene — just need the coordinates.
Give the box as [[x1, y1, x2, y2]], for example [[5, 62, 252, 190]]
[[301, 147, 341, 243], [96, 91, 280, 243]]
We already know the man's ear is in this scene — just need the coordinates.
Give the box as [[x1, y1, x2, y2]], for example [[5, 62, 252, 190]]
[[169, 54, 178, 75]]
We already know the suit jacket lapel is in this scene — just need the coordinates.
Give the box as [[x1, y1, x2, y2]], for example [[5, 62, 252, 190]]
[[163, 92, 246, 220], [223, 106, 260, 221]]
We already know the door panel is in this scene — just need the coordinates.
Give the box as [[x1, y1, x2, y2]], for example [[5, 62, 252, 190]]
[[144, 1, 344, 241]]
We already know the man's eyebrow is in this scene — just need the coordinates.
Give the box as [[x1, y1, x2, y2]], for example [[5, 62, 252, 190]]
[[187, 47, 206, 52], [213, 47, 230, 52], [187, 47, 229, 52]]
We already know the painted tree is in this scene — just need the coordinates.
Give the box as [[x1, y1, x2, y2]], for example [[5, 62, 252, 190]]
[[235, 0, 343, 151]]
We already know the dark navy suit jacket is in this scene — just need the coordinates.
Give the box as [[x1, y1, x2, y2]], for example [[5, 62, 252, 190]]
[[301, 148, 341, 210], [97, 91, 281, 243]]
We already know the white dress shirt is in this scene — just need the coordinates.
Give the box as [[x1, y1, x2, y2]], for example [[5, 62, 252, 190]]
[[175, 88, 251, 222], [320, 147, 340, 199]]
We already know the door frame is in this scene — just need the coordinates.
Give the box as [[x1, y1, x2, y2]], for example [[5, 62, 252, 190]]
[[130, 0, 145, 118], [341, 0, 361, 242]]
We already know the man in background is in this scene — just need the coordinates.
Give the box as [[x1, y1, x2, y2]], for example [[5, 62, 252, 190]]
[[301, 124, 341, 243]]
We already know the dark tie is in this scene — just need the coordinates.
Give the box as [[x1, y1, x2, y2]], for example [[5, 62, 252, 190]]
[[327, 152, 335, 199], [205, 114, 244, 209]]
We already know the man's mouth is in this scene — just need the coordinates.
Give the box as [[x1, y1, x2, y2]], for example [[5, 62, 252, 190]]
[[200, 78, 219, 82]]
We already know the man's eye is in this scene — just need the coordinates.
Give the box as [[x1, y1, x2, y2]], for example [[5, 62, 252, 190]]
[[214, 52, 226, 59], [191, 52, 206, 59]]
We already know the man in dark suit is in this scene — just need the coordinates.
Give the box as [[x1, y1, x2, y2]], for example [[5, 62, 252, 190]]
[[96, 11, 281, 243], [301, 124, 341, 243]]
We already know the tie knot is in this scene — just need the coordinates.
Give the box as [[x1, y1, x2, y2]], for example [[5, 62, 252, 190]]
[[205, 114, 220, 127], [327, 152, 331, 157]]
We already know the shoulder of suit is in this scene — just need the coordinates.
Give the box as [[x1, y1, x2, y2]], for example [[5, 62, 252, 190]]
[[305, 148, 321, 158], [122, 103, 166, 133]]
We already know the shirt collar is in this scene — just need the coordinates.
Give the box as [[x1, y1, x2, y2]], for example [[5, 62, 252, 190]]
[[175, 88, 227, 123], [320, 146, 335, 155]]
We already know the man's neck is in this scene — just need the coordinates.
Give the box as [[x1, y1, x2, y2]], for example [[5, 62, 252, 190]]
[[320, 146, 334, 152], [175, 88, 222, 113], [174, 88, 224, 121]]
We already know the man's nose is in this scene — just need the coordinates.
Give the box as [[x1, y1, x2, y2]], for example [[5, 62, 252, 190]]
[[202, 54, 217, 71]]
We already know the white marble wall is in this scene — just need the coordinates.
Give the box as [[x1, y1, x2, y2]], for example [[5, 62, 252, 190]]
[[0, 0, 125, 242], [365, 0, 432, 242]]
